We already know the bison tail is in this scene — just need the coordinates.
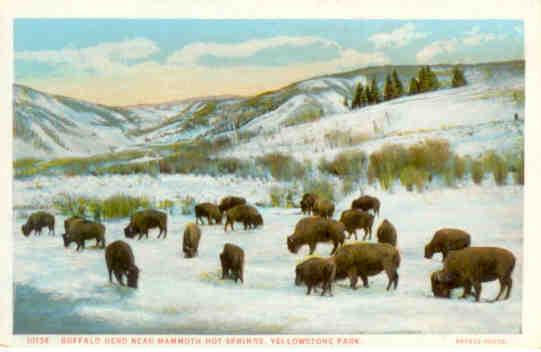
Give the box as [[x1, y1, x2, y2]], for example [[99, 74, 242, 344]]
[[394, 251, 401, 268]]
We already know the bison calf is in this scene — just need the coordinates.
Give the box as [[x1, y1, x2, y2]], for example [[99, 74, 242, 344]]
[[105, 240, 140, 289], [195, 202, 222, 225], [339, 209, 374, 241], [22, 211, 55, 237], [183, 222, 202, 258], [295, 257, 336, 296], [425, 228, 471, 261], [220, 243, 245, 284], [124, 209, 167, 240], [376, 219, 397, 246]]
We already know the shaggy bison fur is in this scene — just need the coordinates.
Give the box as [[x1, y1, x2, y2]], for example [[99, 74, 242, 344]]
[[195, 202, 222, 225], [351, 195, 380, 216], [124, 209, 167, 240], [220, 243, 245, 283], [287, 216, 345, 255], [224, 204, 262, 231], [425, 228, 471, 261], [22, 211, 55, 237], [183, 222, 202, 258], [431, 246, 515, 302], [105, 240, 139, 289], [295, 257, 336, 296], [62, 219, 106, 251], [64, 216, 85, 234], [376, 219, 397, 246], [334, 242, 400, 291], [339, 209, 374, 240], [218, 196, 247, 214], [313, 198, 335, 218], [300, 193, 319, 215]]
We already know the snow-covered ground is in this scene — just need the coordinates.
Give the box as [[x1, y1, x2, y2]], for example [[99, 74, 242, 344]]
[[13, 177, 522, 334]]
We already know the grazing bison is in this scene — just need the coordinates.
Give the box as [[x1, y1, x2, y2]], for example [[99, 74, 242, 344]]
[[195, 202, 222, 225], [224, 204, 262, 231], [376, 219, 397, 246], [334, 242, 400, 291], [183, 222, 202, 258], [351, 195, 380, 216], [431, 247, 515, 302], [62, 219, 106, 251], [124, 209, 167, 240], [105, 240, 139, 289], [21, 211, 55, 237], [220, 243, 245, 283], [339, 209, 374, 240], [218, 196, 247, 215], [295, 257, 336, 296], [425, 228, 471, 261], [300, 193, 319, 215], [313, 199, 335, 218], [287, 216, 345, 255], [64, 215, 85, 234]]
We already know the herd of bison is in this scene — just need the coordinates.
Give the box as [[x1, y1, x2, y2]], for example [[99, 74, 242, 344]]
[[20, 193, 515, 303]]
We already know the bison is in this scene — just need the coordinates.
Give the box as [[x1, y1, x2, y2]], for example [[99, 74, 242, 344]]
[[21, 211, 55, 237], [334, 242, 400, 291], [124, 209, 167, 240], [218, 196, 247, 215], [62, 218, 106, 251], [351, 195, 380, 216], [195, 202, 222, 225], [224, 204, 262, 231], [339, 209, 374, 240], [295, 257, 336, 296], [287, 216, 345, 255], [425, 228, 471, 261], [431, 246, 515, 302], [105, 240, 140, 289], [220, 243, 245, 283], [300, 193, 319, 215], [376, 219, 397, 246], [313, 198, 335, 218], [183, 222, 202, 258]]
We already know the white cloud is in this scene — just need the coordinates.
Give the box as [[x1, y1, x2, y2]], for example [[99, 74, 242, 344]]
[[369, 23, 429, 49], [461, 26, 502, 46], [16, 38, 159, 75], [416, 39, 458, 64]]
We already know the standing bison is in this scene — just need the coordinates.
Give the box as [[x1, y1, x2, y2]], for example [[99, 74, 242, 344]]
[[376, 219, 397, 246], [62, 218, 106, 251], [124, 209, 167, 240], [195, 202, 222, 225], [224, 204, 262, 231], [218, 196, 247, 215], [287, 216, 345, 255], [22, 211, 55, 237], [334, 242, 400, 291], [220, 243, 245, 284], [105, 240, 140, 289], [339, 209, 374, 240], [431, 247, 515, 302], [295, 257, 336, 296], [351, 195, 380, 216], [300, 193, 319, 215], [183, 222, 202, 258], [312, 199, 335, 218], [425, 228, 471, 261]]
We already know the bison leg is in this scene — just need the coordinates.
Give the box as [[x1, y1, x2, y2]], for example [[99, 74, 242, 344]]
[[308, 243, 317, 255], [114, 271, 125, 286], [206, 215, 212, 225], [504, 277, 513, 300], [347, 267, 358, 289], [330, 241, 339, 255], [306, 285, 312, 295], [137, 232, 144, 240], [461, 282, 472, 298], [473, 281, 482, 302], [359, 273, 369, 288], [108, 268, 113, 283]]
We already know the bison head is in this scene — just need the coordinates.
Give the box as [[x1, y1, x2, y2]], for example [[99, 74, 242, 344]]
[[431, 271, 456, 298], [124, 225, 136, 238], [287, 236, 299, 254], [213, 211, 223, 225], [126, 265, 140, 289], [424, 244, 434, 259], [21, 223, 31, 237], [62, 233, 71, 248], [184, 246, 197, 259], [255, 214, 263, 227]]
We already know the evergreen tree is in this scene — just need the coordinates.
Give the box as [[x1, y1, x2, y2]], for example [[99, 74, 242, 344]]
[[391, 69, 404, 98], [360, 87, 369, 107], [368, 79, 380, 104], [427, 66, 440, 90], [417, 65, 440, 92], [408, 77, 420, 95], [383, 74, 394, 101], [451, 66, 467, 87], [351, 83, 362, 109]]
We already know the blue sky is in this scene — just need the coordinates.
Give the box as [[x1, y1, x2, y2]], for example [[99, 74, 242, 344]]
[[14, 19, 524, 105]]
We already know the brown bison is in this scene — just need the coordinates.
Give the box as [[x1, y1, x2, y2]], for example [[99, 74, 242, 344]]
[[183, 222, 202, 258], [64, 215, 87, 233], [334, 242, 400, 291], [220, 243, 245, 283], [124, 209, 167, 240], [300, 193, 319, 215], [313, 198, 335, 218], [218, 196, 247, 215], [224, 204, 262, 231], [431, 247, 515, 302], [376, 219, 397, 246], [22, 211, 55, 237], [425, 228, 471, 261], [351, 195, 380, 216], [287, 216, 345, 255], [105, 240, 140, 289], [339, 209, 374, 240], [195, 202, 222, 225], [295, 257, 336, 296], [62, 219, 106, 251]]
